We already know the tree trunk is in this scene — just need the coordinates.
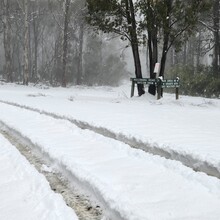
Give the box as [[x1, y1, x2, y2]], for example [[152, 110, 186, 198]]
[[76, 22, 84, 85], [196, 31, 201, 72], [148, 29, 158, 95], [146, 0, 158, 95], [159, 0, 172, 97], [32, 5, 38, 82], [3, 0, 13, 82], [148, 33, 153, 74], [126, 0, 144, 96], [213, 0, 220, 76], [23, 0, 29, 85], [53, 33, 62, 85], [160, 36, 169, 77], [62, 0, 71, 87], [159, 0, 172, 78], [183, 42, 187, 65]]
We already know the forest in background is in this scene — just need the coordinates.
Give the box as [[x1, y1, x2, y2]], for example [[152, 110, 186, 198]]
[[0, 0, 128, 87], [0, 0, 220, 98]]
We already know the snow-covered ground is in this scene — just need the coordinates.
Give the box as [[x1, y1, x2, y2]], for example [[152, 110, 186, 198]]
[[0, 83, 220, 175], [0, 82, 220, 219], [0, 134, 77, 220]]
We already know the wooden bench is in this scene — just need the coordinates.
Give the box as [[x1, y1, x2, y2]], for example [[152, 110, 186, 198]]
[[130, 77, 180, 100]]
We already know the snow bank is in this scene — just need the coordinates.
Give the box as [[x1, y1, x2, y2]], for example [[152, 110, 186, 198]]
[[0, 134, 78, 220]]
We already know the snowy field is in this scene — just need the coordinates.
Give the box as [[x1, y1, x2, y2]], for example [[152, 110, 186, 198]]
[[0, 82, 220, 219]]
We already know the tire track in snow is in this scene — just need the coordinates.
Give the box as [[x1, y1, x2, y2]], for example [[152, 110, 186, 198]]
[[0, 100, 220, 179], [0, 123, 105, 220]]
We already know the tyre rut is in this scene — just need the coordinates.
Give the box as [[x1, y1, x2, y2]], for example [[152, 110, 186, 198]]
[[0, 126, 104, 220]]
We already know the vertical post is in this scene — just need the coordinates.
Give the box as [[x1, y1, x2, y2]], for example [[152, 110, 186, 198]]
[[176, 87, 179, 100], [131, 80, 135, 97], [157, 84, 161, 100], [157, 77, 162, 100], [176, 77, 180, 100]]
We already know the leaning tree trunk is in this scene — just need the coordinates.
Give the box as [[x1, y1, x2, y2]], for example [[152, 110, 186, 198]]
[[148, 29, 158, 95], [146, 0, 158, 95], [23, 0, 29, 85], [159, 0, 172, 97], [62, 0, 71, 87], [159, 35, 169, 78], [126, 0, 145, 96], [3, 0, 13, 82]]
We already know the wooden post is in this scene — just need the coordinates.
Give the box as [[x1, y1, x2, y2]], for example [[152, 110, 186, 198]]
[[176, 77, 179, 100], [157, 77, 162, 100], [176, 87, 179, 100], [131, 80, 135, 97], [157, 85, 161, 100]]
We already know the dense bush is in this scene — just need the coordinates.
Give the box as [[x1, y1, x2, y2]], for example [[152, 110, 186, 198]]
[[167, 65, 220, 98]]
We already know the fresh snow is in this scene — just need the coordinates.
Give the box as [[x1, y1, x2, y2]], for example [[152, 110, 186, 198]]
[[0, 82, 220, 219], [0, 134, 78, 220], [0, 83, 219, 171]]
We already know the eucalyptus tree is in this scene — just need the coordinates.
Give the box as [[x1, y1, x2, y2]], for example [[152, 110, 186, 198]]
[[86, 0, 145, 96], [86, 0, 209, 96], [138, 0, 210, 94]]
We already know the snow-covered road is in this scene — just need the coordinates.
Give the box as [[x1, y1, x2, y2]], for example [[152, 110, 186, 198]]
[[0, 83, 220, 177], [0, 133, 78, 220], [0, 100, 220, 219], [0, 83, 220, 219], [0, 127, 103, 220]]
